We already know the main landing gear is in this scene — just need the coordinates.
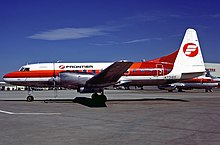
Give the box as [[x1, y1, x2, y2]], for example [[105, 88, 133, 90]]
[[91, 92, 107, 103], [205, 88, 213, 92]]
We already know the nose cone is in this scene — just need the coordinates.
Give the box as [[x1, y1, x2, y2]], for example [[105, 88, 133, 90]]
[[3, 73, 11, 83], [3, 71, 28, 86], [2, 72, 18, 84], [3, 73, 9, 78]]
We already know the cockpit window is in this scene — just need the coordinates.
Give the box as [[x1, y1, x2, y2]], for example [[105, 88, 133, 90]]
[[19, 67, 30, 71], [19, 67, 24, 71], [24, 68, 30, 71]]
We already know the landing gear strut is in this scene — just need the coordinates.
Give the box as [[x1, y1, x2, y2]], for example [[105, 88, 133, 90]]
[[205, 88, 213, 92]]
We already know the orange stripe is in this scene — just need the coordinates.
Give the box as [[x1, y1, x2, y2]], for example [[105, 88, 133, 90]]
[[130, 62, 142, 69]]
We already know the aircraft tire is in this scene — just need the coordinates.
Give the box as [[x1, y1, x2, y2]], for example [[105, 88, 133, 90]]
[[91, 93, 98, 100], [100, 94, 107, 102], [27, 95, 34, 102], [91, 93, 107, 103]]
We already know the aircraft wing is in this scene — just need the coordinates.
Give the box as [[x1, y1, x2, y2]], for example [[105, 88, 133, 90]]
[[85, 61, 133, 88]]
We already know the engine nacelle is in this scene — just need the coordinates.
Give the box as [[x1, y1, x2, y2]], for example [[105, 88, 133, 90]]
[[57, 72, 94, 89], [158, 84, 176, 91]]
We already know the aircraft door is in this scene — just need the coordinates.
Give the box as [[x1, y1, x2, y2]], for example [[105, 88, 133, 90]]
[[156, 64, 164, 76]]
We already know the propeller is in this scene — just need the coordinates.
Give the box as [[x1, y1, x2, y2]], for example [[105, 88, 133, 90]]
[[53, 62, 58, 98]]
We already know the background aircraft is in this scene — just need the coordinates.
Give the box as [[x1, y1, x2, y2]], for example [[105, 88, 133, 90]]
[[3, 28, 205, 102], [158, 71, 219, 92]]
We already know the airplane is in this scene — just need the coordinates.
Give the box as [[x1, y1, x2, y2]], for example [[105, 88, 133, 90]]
[[3, 28, 206, 102], [158, 73, 219, 92], [205, 70, 220, 86], [158, 69, 220, 92]]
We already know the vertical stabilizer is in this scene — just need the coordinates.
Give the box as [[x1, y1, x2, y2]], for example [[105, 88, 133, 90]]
[[169, 28, 205, 79]]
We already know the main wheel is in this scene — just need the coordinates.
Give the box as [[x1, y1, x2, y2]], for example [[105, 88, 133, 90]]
[[91, 93, 99, 100], [27, 95, 34, 102], [100, 94, 107, 102], [91, 93, 107, 103], [178, 89, 183, 92]]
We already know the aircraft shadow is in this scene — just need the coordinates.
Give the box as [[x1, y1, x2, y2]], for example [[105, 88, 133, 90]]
[[73, 97, 189, 107], [0, 98, 189, 108], [107, 98, 189, 102], [73, 97, 107, 108], [43, 98, 106, 108]]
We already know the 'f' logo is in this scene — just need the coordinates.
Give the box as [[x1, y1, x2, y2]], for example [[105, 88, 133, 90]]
[[59, 65, 65, 69], [183, 43, 198, 57]]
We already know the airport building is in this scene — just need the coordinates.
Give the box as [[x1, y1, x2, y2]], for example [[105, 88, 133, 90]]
[[0, 82, 25, 91], [205, 63, 220, 78]]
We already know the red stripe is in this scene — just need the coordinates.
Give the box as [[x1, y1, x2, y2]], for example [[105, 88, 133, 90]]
[[4, 70, 55, 78]]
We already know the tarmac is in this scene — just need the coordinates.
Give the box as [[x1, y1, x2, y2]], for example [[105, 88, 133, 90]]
[[0, 87, 220, 145]]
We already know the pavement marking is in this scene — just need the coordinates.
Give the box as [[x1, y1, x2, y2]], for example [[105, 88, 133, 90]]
[[0, 109, 61, 115], [14, 113, 61, 115], [0, 110, 14, 115]]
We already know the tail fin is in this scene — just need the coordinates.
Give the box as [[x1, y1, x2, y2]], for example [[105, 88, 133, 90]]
[[169, 28, 205, 79]]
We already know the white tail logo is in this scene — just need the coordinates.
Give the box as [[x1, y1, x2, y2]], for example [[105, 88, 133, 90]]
[[183, 43, 198, 57]]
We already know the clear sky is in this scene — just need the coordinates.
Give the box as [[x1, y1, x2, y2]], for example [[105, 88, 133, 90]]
[[1, 0, 220, 78]]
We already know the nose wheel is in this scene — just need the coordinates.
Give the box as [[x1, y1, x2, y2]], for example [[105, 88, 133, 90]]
[[27, 95, 34, 102], [26, 87, 34, 102]]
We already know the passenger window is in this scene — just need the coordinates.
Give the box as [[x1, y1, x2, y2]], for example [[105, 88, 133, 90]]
[[167, 69, 171, 73], [126, 70, 129, 73]]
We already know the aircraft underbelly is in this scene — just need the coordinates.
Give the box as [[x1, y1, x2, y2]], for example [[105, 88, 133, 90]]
[[3, 77, 53, 87], [128, 80, 168, 86], [178, 83, 218, 89]]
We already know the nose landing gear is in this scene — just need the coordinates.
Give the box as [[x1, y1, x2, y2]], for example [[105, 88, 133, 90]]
[[27, 95, 34, 102], [26, 87, 34, 102]]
